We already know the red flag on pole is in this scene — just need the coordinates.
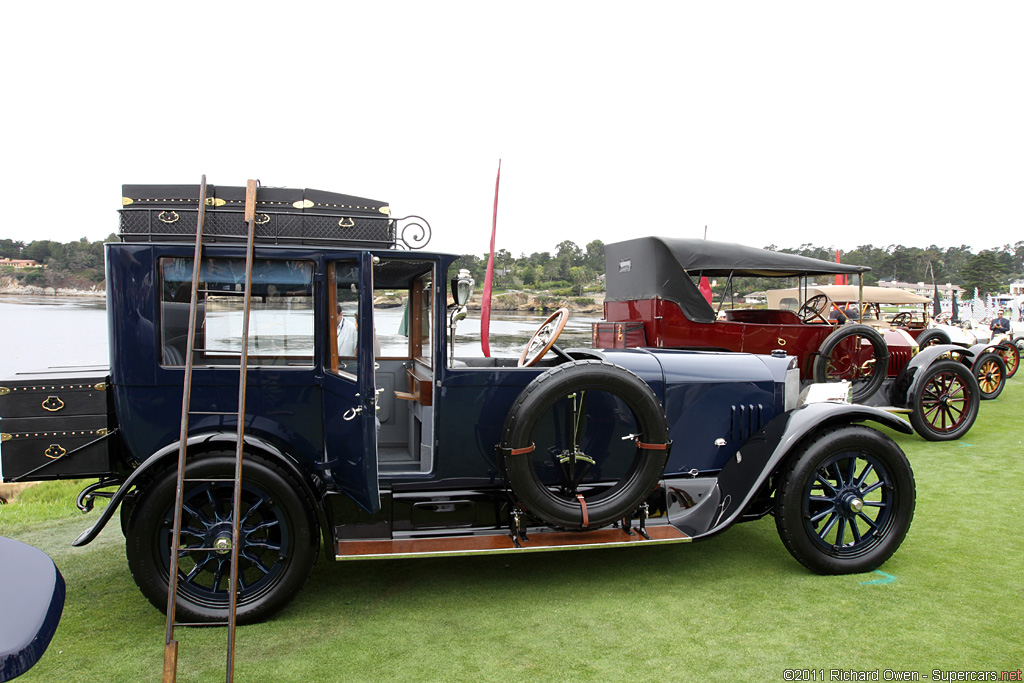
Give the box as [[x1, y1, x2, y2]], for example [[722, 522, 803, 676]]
[[834, 249, 843, 285], [699, 276, 713, 304], [481, 160, 501, 357], [699, 225, 712, 304]]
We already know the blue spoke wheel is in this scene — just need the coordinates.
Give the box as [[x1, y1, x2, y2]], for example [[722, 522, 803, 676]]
[[126, 452, 318, 624], [775, 426, 915, 574]]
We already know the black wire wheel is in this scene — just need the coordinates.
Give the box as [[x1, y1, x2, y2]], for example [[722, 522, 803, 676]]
[[774, 425, 915, 574], [500, 360, 670, 530], [972, 352, 1006, 400], [908, 360, 979, 441], [812, 324, 890, 403], [125, 452, 319, 624], [914, 328, 951, 349]]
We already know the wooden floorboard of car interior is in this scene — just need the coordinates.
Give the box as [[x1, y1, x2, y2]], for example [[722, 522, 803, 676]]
[[336, 524, 690, 559]]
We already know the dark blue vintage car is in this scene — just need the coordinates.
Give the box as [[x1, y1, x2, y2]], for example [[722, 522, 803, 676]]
[[0, 184, 917, 624]]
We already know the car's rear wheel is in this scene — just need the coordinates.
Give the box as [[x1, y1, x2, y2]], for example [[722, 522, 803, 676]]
[[973, 352, 1006, 400], [908, 360, 979, 441], [125, 452, 318, 624], [812, 324, 889, 403], [774, 425, 915, 574], [500, 361, 670, 530]]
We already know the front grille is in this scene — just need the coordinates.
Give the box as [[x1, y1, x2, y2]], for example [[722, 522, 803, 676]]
[[888, 347, 914, 376]]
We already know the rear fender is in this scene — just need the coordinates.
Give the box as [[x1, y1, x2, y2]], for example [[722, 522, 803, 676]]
[[890, 344, 975, 407], [684, 402, 911, 539], [72, 432, 329, 553]]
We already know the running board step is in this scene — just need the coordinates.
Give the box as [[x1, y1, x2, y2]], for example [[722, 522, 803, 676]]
[[335, 525, 689, 560]]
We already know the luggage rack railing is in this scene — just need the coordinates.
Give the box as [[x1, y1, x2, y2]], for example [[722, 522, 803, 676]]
[[118, 208, 432, 250]]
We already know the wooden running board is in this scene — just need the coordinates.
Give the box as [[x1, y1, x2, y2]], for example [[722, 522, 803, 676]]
[[336, 525, 689, 560]]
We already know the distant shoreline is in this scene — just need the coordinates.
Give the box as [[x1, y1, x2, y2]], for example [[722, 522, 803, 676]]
[[0, 284, 105, 298], [0, 285, 605, 310]]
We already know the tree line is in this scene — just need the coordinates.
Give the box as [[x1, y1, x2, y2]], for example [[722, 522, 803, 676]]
[[453, 239, 607, 297], [0, 236, 115, 288], [3, 236, 1023, 297], [758, 242, 1024, 298], [455, 240, 1024, 298]]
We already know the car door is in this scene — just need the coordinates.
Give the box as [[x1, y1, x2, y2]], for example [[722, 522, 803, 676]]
[[322, 251, 380, 512]]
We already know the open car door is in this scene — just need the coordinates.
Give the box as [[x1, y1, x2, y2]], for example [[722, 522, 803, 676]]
[[322, 251, 380, 512]]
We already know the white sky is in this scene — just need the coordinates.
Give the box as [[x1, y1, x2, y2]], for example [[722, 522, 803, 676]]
[[2, 2, 1022, 258]]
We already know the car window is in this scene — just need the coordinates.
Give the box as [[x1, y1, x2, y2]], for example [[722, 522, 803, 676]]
[[159, 257, 314, 367], [329, 260, 361, 379]]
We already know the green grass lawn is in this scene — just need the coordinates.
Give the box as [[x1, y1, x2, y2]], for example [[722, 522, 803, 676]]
[[3, 382, 1023, 682]]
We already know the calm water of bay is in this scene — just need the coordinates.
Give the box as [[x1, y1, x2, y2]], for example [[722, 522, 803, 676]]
[[0, 296, 110, 378], [0, 296, 601, 378]]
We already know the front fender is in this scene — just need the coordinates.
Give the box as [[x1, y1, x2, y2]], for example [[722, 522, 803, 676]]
[[967, 341, 1006, 365], [890, 344, 975, 407], [72, 432, 328, 550], [685, 402, 911, 539]]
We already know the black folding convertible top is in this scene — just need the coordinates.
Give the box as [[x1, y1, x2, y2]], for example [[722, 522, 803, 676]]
[[605, 237, 870, 323]]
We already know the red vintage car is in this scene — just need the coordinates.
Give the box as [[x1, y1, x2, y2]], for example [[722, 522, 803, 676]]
[[597, 237, 981, 441]]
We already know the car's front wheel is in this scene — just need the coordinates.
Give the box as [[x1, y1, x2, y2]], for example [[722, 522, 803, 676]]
[[774, 426, 915, 575], [996, 341, 1019, 378], [908, 360, 979, 441], [973, 352, 1006, 400]]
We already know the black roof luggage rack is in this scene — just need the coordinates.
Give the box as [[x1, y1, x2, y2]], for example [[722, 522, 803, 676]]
[[118, 183, 431, 249]]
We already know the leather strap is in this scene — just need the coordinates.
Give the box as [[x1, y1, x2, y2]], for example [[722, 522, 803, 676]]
[[576, 494, 589, 528]]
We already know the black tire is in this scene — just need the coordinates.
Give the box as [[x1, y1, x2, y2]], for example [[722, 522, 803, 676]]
[[812, 324, 889, 403], [500, 360, 669, 530], [972, 352, 1006, 400], [996, 342, 1019, 379], [1013, 336, 1024, 355], [774, 425, 915, 574], [908, 360, 979, 441], [915, 328, 950, 348], [125, 452, 318, 624]]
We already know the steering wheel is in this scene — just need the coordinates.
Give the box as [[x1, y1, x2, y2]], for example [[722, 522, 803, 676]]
[[519, 308, 569, 367], [933, 312, 951, 324], [798, 295, 830, 323], [891, 312, 913, 327]]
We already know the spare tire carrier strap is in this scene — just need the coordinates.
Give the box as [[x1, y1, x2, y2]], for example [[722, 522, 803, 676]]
[[575, 494, 589, 528]]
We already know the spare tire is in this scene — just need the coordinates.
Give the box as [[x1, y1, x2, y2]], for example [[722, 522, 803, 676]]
[[812, 324, 889, 403], [500, 360, 670, 530]]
